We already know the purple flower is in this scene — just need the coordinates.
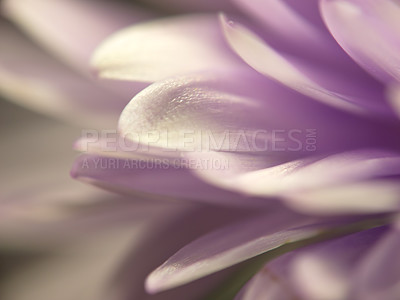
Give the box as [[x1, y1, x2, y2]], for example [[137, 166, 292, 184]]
[[70, 0, 400, 214], [1, 0, 400, 299]]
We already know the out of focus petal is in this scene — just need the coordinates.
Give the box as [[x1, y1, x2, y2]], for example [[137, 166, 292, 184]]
[[387, 85, 400, 119], [320, 0, 400, 84], [220, 14, 393, 117], [354, 221, 400, 300], [234, 264, 297, 300], [232, 0, 338, 61], [92, 14, 243, 82], [0, 228, 145, 300], [2, 0, 153, 71], [0, 19, 131, 127], [290, 226, 388, 300], [0, 104, 175, 246]]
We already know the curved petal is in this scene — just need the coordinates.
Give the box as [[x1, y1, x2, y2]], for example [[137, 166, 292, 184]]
[[145, 212, 322, 293], [118, 69, 390, 155], [2, 0, 153, 72], [112, 204, 259, 300], [320, 0, 400, 84], [220, 14, 393, 117], [92, 14, 243, 82], [0, 20, 133, 127], [232, 0, 374, 80], [232, 0, 339, 60], [191, 150, 400, 199], [70, 154, 273, 207]]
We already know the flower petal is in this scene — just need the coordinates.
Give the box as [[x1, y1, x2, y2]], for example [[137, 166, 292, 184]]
[[2, 0, 153, 71], [0, 19, 133, 127], [320, 0, 400, 84], [92, 14, 243, 82], [118, 69, 388, 155], [192, 149, 400, 199], [70, 154, 272, 207], [146, 212, 320, 293], [220, 14, 393, 116], [232, 0, 338, 61]]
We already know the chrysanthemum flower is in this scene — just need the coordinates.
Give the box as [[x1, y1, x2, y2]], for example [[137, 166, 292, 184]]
[[1, 0, 400, 299]]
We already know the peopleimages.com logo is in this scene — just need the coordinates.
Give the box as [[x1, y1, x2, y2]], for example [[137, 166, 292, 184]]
[[80, 128, 317, 153]]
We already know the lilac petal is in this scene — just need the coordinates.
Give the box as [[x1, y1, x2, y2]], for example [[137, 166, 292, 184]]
[[193, 149, 400, 195], [0, 183, 177, 247], [146, 213, 330, 293], [0, 20, 131, 127], [232, 0, 339, 61], [220, 14, 392, 116], [112, 205, 259, 300], [71, 154, 272, 207], [284, 179, 400, 215], [117, 69, 310, 153], [118, 69, 389, 155], [233, 0, 323, 44], [92, 14, 243, 82], [320, 0, 400, 84], [354, 221, 400, 300], [2, 0, 153, 72], [232, 0, 373, 78]]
